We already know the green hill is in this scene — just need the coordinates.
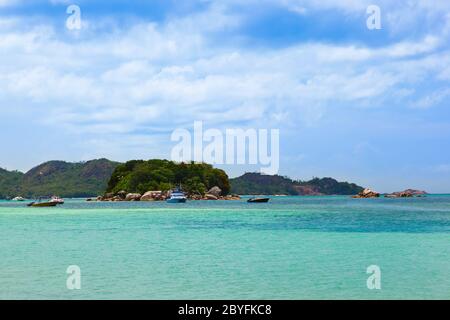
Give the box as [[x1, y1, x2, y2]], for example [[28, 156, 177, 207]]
[[0, 159, 119, 199], [106, 159, 230, 196], [230, 173, 364, 195], [229, 173, 298, 195], [0, 168, 24, 199], [1, 161, 363, 199], [296, 177, 364, 195]]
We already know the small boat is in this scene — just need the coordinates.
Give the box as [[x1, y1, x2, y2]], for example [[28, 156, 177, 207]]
[[166, 187, 187, 203], [27, 197, 59, 207], [27, 201, 58, 207], [50, 196, 64, 204], [12, 196, 26, 201], [247, 197, 270, 203]]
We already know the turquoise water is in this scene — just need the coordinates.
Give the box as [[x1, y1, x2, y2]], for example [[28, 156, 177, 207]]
[[0, 196, 449, 300]]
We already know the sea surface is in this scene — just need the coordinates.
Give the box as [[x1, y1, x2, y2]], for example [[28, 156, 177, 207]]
[[0, 196, 449, 300]]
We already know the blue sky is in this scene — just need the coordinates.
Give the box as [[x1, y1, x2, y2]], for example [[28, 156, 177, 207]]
[[1, 0, 450, 192]]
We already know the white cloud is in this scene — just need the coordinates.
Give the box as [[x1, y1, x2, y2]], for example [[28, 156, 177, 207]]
[[0, 0, 18, 7], [413, 89, 450, 109], [0, 3, 449, 153]]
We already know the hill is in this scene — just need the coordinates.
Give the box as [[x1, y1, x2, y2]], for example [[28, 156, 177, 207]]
[[230, 173, 364, 195], [0, 168, 24, 199], [106, 159, 230, 196], [1, 161, 363, 198], [229, 173, 298, 195], [0, 159, 120, 199]]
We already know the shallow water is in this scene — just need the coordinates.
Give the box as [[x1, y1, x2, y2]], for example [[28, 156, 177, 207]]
[[0, 196, 449, 299]]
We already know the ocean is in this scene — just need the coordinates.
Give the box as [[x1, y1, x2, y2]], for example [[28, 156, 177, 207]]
[[0, 196, 449, 299]]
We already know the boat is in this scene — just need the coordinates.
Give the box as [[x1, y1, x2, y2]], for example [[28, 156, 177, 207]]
[[27, 201, 58, 207], [247, 197, 270, 203], [27, 197, 59, 207], [12, 196, 26, 201], [50, 196, 64, 204], [166, 187, 187, 203]]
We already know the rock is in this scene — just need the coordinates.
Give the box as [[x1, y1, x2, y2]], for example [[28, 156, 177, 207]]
[[112, 196, 123, 201], [117, 190, 127, 200], [224, 194, 241, 200], [352, 188, 380, 198], [385, 189, 427, 198], [125, 193, 141, 201], [204, 193, 218, 200], [207, 186, 222, 197], [404, 189, 427, 196], [104, 192, 114, 199], [141, 191, 162, 201], [100, 193, 115, 201], [189, 194, 203, 200]]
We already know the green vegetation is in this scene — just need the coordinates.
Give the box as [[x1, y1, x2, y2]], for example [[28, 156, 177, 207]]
[[106, 159, 230, 196], [0, 159, 119, 199], [0, 159, 362, 199], [230, 173, 364, 195], [297, 177, 364, 195], [230, 173, 298, 195], [0, 168, 24, 199]]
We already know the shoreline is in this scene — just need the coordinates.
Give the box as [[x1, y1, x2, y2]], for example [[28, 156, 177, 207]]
[[3, 193, 450, 203]]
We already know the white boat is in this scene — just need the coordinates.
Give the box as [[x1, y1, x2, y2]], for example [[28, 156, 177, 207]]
[[50, 196, 64, 204], [166, 188, 187, 203], [12, 196, 26, 201]]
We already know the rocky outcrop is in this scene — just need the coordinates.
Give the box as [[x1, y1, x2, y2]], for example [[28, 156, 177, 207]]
[[141, 191, 156, 201], [94, 189, 240, 202], [352, 188, 380, 198], [202, 193, 241, 201], [224, 194, 241, 200], [125, 193, 141, 201], [207, 186, 222, 197], [141, 191, 167, 201], [117, 190, 127, 200], [385, 189, 427, 198], [204, 194, 218, 200]]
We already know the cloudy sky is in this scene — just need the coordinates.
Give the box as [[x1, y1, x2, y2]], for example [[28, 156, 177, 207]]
[[1, 0, 450, 192]]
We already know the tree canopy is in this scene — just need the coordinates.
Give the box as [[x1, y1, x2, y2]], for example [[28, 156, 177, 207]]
[[106, 159, 230, 196]]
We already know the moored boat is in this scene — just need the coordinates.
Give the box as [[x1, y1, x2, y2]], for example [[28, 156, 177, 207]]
[[27, 197, 59, 207], [12, 196, 26, 201], [247, 197, 270, 203], [27, 201, 58, 207], [166, 187, 187, 203]]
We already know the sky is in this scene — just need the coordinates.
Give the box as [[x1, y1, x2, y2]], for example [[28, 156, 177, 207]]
[[1, 0, 450, 193]]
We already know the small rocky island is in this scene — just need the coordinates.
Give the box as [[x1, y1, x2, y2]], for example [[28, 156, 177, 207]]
[[352, 188, 427, 199], [90, 159, 238, 202], [352, 188, 380, 198], [384, 189, 427, 198]]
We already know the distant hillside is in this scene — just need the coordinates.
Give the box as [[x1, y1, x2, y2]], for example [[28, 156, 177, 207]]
[[0, 168, 24, 199], [230, 173, 364, 195], [0, 159, 120, 199], [230, 173, 298, 195], [1, 162, 364, 198]]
